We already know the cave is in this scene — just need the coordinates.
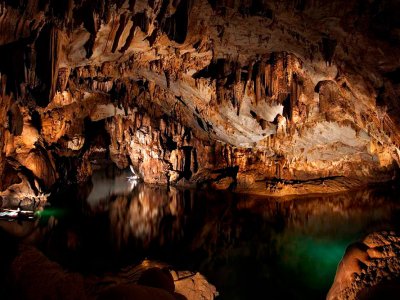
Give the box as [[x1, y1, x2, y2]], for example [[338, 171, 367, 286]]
[[0, 1, 400, 299]]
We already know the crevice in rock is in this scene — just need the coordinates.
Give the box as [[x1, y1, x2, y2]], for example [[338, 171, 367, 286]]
[[111, 14, 127, 53], [162, 0, 192, 44], [321, 37, 337, 66]]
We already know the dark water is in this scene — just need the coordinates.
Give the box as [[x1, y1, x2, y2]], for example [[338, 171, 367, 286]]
[[35, 168, 400, 300]]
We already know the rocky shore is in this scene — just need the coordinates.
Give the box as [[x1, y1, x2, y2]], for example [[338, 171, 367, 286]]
[[327, 231, 400, 300]]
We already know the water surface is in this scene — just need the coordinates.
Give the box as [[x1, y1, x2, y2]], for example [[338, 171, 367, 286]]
[[37, 168, 400, 300]]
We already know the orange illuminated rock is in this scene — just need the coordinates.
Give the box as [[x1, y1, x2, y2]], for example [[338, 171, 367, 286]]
[[0, 0, 399, 197]]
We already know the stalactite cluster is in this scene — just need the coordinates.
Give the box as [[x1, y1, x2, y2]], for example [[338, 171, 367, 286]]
[[0, 0, 399, 199]]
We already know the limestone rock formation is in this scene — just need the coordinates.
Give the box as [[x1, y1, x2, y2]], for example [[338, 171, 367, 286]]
[[0, 0, 400, 197], [327, 231, 400, 300]]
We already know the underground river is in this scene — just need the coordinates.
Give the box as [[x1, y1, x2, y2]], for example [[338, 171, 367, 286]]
[[1, 166, 400, 300]]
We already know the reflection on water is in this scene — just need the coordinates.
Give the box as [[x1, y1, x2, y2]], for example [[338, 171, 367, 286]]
[[110, 186, 186, 248], [86, 168, 137, 207], [38, 169, 400, 300], [241, 190, 400, 297]]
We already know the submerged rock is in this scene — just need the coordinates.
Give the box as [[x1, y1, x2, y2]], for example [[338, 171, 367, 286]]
[[2, 242, 217, 300]]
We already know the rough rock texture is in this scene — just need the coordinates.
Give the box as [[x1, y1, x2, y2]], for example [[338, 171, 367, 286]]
[[327, 231, 400, 300], [0, 0, 400, 196], [172, 270, 219, 300]]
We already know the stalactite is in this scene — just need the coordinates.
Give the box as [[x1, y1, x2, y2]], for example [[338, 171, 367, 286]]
[[283, 52, 289, 86], [265, 63, 271, 97], [162, 0, 192, 44], [242, 60, 253, 97], [50, 26, 60, 102], [259, 60, 266, 94], [128, 0, 136, 11], [247, 61, 254, 85], [57, 67, 70, 92], [77, 4, 98, 59], [8, 103, 23, 136], [111, 13, 127, 53], [216, 79, 224, 104], [254, 62, 262, 104], [120, 16, 136, 53], [0, 0, 397, 199], [322, 37, 337, 66], [289, 73, 298, 121], [165, 70, 170, 88], [270, 55, 278, 97], [190, 147, 198, 173], [235, 87, 242, 116]]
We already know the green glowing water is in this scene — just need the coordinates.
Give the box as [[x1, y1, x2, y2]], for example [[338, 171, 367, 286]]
[[277, 233, 352, 290], [35, 208, 66, 218]]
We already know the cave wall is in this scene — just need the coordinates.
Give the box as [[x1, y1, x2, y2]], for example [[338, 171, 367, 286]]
[[0, 0, 400, 198]]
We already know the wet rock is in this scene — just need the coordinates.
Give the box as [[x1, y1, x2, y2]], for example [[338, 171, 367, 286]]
[[327, 231, 400, 300], [172, 271, 219, 300], [211, 177, 234, 190]]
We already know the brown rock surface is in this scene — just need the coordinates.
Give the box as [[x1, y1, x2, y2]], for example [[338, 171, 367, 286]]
[[0, 0, 399, 197], [327, 231, 400, 300]]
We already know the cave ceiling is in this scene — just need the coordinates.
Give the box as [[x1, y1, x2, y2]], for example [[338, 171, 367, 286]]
[[0, 0, 400, 197]]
